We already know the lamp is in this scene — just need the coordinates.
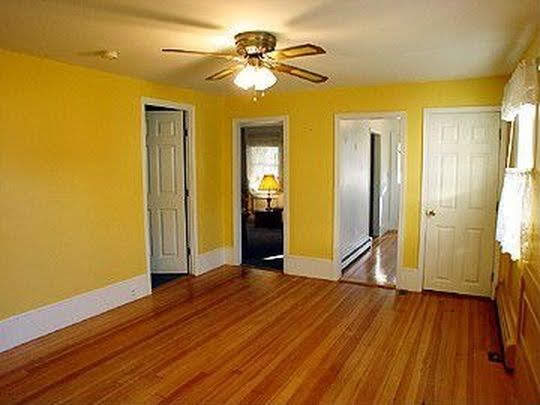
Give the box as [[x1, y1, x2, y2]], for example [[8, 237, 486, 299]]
[[258, 174, 280, 211], [234, 65, 277, 91]]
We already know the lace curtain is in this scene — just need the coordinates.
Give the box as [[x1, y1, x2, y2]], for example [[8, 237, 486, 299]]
[[496, 57, 538, 261], [246, 145, 281, 192], [501, 58, 538, 121], [243, 127, 283, 195], [496, 170, 533, 260]]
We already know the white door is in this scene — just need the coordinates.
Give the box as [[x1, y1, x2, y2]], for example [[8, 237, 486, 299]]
[[422, 109, 500, 296], [146, 111, 188, 274]]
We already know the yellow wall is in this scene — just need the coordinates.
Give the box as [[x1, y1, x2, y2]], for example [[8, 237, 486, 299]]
[[0, 46, 510, 321], [499, 30, 540, 400], [0, 49, 226, 320], [224, 77, 507, 266], [523, 31, 540, 398], [523, 32, 539, 278]]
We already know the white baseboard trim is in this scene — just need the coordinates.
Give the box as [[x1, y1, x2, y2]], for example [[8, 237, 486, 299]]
[[285, 255, 340, 281], [0, 274, 150, 353], [396, 267, 422, 292], [193, 246, 233, 276]]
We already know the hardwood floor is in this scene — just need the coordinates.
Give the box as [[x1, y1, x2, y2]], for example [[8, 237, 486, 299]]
[[0, 266, 517, 404], [341, 231, 397, 288]]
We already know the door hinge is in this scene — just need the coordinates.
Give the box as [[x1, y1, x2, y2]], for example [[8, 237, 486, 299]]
[[491, 272, 495, 282], [187, 246, 191, 256], [185, 188, 189, 197]]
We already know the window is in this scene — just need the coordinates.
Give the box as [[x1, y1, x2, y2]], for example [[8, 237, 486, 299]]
[[497, 58, 537, 261], [516, 103, 536, 169], [246, 145, 280, 192]]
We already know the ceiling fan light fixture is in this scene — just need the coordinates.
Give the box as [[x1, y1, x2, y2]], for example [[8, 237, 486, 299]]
[[163, 31, 327, 91], [234, 65, 276, 91]]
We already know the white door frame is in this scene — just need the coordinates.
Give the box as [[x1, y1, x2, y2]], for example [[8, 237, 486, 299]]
[[333, 112, 408, 287], [419, 106, 501, 297], [140, 97, 198, 289], [231, 116, 289, 270]]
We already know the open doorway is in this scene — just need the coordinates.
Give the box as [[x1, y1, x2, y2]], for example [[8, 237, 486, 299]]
[[141, 99, 195, 290], [240, 124, 284, 271], [335, 114, 404, 289]]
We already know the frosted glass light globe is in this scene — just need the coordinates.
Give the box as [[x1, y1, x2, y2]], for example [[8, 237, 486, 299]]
[[254, 67, 277, 91], [234, 65, 277, 91], [234, 65, 257, 90]]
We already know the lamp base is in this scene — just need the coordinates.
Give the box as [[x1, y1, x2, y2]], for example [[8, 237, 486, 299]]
[[266, 196, 272, 211]]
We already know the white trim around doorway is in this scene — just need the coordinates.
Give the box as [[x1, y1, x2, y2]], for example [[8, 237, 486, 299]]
[[333, 111, 408, 289], [140, 97, 198, 291], [231, 116, 289, 272]]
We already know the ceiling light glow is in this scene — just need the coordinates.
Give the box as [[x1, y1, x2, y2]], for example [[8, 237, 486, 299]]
[[233, 65, 256, 90], [254, 67, 277, 90], [234, 65, 277, 91]]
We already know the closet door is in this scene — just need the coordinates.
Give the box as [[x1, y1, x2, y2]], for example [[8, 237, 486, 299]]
[[422, 110, 500, 296], [146, 111, 188, 274], [338, 120, 371, 266]]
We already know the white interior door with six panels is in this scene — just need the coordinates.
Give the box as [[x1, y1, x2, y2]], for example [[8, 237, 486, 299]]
[[146, 111, 188, 274], [423, 109, 500, 296]]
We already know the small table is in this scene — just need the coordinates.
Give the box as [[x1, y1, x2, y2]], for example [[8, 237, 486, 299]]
[[254, 209, 283, 229]]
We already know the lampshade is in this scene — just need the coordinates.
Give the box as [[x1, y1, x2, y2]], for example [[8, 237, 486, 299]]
[[234, 65, 277, 91], [258, 174, 280, 191]]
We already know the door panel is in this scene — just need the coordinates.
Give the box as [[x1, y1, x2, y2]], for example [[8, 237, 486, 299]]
[[469, 155, 489, 209], [146, 111, 188, 274], [439, 154, 458, 209], [463, 228, 482, 283], [423, 110, 500, 296], [425, 224, 457, 286]]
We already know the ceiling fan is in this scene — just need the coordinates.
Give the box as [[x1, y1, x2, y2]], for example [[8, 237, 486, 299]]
[[162, 31, 328, 94]]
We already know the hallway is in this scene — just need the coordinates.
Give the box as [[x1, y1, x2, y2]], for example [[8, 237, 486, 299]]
[[341, 231, 397, 288]]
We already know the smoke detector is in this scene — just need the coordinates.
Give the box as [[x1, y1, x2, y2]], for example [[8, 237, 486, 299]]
[[100, 50, 119, 60]]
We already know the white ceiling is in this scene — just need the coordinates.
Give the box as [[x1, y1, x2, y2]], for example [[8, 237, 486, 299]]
[[0, 0, 537, 93]]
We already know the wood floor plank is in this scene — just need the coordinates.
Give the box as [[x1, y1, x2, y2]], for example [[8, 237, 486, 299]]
[[0, 266, 518, 404], [229, 287, 385, 405], [341, 231, 397, 288], [0, 274, 259, 402], [155, 281, 351, 403], [268, 288, 389, 404], [21, 272, 302, 404], [93, 277, 326, 404]]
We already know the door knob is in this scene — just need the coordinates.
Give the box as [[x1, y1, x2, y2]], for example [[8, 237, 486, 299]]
[[426, 209, 436, 217]]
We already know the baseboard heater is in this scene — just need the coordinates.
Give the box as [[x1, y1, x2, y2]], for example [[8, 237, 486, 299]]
[[340, 237, 372, 270], [495, 287, 517, 370]]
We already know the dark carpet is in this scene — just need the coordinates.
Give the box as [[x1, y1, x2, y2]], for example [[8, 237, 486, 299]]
[[151, 273, 186, 289], [242, 221, 283, 271]]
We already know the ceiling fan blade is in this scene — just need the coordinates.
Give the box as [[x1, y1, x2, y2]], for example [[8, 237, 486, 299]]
[[268, 62, 328, 83], [162, 48, 239, 61], [205, 65, 242, 81], [266, 44, 325, 60]]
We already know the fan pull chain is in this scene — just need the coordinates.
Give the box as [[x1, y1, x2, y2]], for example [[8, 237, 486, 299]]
[[252, 90, 266, 102]]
